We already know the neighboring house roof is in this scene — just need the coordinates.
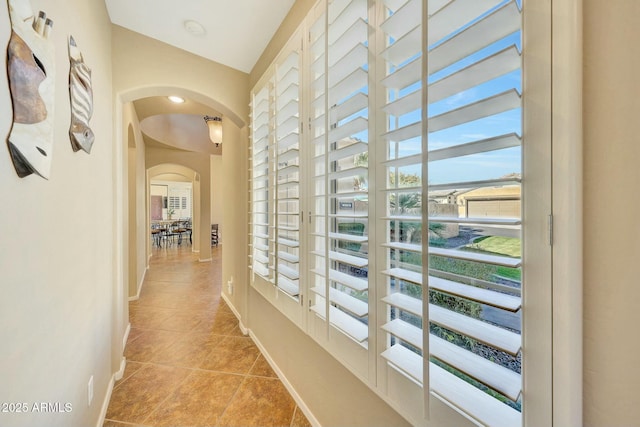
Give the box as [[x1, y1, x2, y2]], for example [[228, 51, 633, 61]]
[[430, 173, 522, 201], [458, 185, 521, 200]]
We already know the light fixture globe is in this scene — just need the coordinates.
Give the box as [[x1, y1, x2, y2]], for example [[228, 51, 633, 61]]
[[168, 95, 184, 103], [204, 116, 223, 147]]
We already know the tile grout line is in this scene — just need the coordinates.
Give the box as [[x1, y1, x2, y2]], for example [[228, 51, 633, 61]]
[[109, 360, 149, 395], [136, 248, 226, 425], [108, 245, 309, 427], [122, 248, 216, 426], [290, 406, 298, 427], [214, 373, 251, 427], [213, 352, 261, 427], [139, 368, 195, 426]]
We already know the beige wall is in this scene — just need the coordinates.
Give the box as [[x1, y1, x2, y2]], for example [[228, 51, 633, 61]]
[[0, 1, 115, 426], [583, 1, 640, 425], [112, 26, 249, 127], [111, 24, 250, 315], [211, 155, 223, 241], [127, 133, 137, 296], [250, 0, 316, 87], [123, 102, 147, 299], [249, 294, 411, 427], [134, 117, 147, 291], [220, 124, 249, 316]]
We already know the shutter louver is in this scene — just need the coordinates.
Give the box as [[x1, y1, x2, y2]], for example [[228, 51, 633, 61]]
[[378, 0, 426, 397], [250, 84, 273, 279], [274, 48, 302, 298], [309, 0, 371, 346], [379, 0, 523, 424]]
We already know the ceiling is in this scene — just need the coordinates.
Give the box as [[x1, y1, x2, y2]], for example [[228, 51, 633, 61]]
[[107, 0, 295, 155], [105, 0, 295, 73], [133, 97, 223, 155]]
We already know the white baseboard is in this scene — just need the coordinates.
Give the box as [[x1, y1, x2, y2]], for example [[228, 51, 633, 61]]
[[220, 294, 317, 425], [221, 293, 248, 335], [138, 267, 147, 296], [122, 323, 131, 353], [238, 320, 249, 335], [96, 377, 114, 427], [221, 292, 237, 314], [115, 357, 126, 381], [96, 356, 125, 427], [248, 330, 319, 427], [128, 267, 147, 301], [199, 258, 212, 263]]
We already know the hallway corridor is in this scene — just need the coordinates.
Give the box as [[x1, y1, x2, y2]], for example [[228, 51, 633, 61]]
[[103, 244, 311, 427]]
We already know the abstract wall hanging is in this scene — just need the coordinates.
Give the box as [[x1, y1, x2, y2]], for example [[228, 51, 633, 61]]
[[68, 35, 94, 153], [6, 0, 55, 179]]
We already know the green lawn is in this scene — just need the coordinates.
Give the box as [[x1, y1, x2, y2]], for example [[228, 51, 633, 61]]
[[467, 236, 521, 258], [496, 266, 522, 281], [398, 236, 523, 283]]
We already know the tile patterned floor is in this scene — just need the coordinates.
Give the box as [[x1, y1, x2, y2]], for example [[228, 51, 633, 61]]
[[103, 244, 311, 427]]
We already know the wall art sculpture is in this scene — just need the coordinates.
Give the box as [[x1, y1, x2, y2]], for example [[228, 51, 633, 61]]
[[68, 35, 94, 153], [6, 0, 55, 179]]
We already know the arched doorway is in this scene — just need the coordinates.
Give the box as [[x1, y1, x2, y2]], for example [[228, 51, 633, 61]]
[[113, 85, 248, 379], [147, 163, 200, 262], [127, 124, 139, 299], [119, 89, 230, 304]]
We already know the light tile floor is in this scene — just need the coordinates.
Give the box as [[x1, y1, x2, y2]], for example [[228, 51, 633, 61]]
[[103, 243, 311, 427]]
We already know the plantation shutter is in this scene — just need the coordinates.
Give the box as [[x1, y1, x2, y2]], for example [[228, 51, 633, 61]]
[[379, 0, 524, 425], [378, 0, 426, 394], [309, 0, 371, 346], [274, 44, 302, 298], [250, 83, 273, 280]]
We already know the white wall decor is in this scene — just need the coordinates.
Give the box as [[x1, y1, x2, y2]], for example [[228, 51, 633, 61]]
[[68, 35, 94, 153]]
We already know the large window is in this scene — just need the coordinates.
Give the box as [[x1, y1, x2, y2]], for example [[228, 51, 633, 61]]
[[250, 0, 553, 424], [378, 0, 530, 424]]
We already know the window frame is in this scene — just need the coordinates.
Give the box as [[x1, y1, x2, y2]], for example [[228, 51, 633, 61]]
[[247, 0, 582, 424], [250, 28, 306, 327], [303, 0, 377, 382]]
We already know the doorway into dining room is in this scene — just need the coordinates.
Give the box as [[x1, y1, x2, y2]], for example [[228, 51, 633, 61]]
[[150, 178, 194, 250]]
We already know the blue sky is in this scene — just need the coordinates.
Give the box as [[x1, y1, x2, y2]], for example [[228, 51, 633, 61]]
[[333, 0, 523, 185], [397, 12, 522, 184]]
